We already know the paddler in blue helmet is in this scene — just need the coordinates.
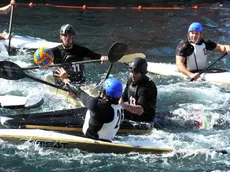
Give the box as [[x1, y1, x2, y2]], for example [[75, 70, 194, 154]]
[[49, 24, 108, 87], [58, 72, 123, 142], [176, 22, 230, 80]]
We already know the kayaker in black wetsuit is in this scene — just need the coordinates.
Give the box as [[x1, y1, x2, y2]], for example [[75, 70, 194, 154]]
[[51, 24, 108, 86], [120, 57, 157, 122], [58, 71, 123, 142], [0, 0, 15, 40], [176, 22, 230, 80]]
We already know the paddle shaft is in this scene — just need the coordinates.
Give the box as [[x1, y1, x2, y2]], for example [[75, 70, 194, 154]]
[[24, 59, 102, 70], [25, 74, 68, 91], [23, 53, 145, 70], [8, 5, 14, 55], [98, 64, 113, 97], [190, 52, 227, 81]]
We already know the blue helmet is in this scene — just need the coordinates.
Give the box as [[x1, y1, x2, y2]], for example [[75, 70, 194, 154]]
[[188, 22, 203, 33], [103, 78, 123, 99]]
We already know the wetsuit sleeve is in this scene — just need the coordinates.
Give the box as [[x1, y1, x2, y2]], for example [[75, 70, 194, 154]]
[[176, 40, 193, 57], [78, 91, 114, 122], [204, 40, 217, 51], [72, 88, 97, 111], [82, 46, 101, 60]]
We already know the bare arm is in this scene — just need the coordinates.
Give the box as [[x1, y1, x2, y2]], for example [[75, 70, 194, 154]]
[[120, 98, 144, 116], [0, 0, 15, 14], [0, 33, 8, 40], [215, 44, 230, 54]]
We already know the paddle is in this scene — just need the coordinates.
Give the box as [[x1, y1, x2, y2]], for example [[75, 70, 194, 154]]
[[190, 52, 228, 81], [7, 4, 14, 55], [0, 42, 127, 92], [0, 61, 69, 91], [23, 53, 144, 70], [98, 42, 128, 97]]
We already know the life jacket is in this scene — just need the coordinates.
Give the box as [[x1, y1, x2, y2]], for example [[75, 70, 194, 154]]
[[82, 104, 124, 141], [186, 43, 207, 71]]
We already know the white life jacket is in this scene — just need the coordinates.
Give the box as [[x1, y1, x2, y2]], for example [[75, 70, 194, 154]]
[[82, 104, 124, 141], [186, 43, 207, 71]]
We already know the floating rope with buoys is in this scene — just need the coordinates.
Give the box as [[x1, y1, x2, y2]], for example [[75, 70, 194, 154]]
[[14, 3, 230, 10]]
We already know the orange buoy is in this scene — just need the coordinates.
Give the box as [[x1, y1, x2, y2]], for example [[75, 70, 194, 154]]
[[29, 2, 35, 7]]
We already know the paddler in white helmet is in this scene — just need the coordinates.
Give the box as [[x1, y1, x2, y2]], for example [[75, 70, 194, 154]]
[[176, 22, 230, 80]]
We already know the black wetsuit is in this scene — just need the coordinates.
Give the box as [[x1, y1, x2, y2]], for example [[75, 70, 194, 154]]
[[122, 76, 157, 122], [67, 84, 123, 141], [51, 44, 101, 85]]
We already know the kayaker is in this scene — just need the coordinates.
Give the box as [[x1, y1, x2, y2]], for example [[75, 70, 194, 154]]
[[120, 57, 157, 122], [0, 0, 15, 40], [58, 71, 123, 142], [176, 22, 230, 80], [50, 24, 108, 86]]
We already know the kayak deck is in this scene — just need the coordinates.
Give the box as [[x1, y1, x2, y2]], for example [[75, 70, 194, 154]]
[[2, 35, 60, 50], [147, 62, 230, 84], [0, 94, 44, 109], [0, 129, 173, 154]]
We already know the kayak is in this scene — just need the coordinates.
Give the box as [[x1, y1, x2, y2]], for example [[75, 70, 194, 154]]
[[1, 35, 60, 50], [0, 106, 206, 135], [0, 94, 44, 109], [147, 62, 230, 84], [0, 129, 173, 154], [0, 107, 155, 135]]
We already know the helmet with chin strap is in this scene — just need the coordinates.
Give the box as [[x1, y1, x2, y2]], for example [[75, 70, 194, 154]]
[[129, 57, 148, 75], [60, 24, 76, 35], [188, 22, 203, 33]]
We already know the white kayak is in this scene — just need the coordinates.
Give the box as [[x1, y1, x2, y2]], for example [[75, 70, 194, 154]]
[[0, 94, 44, 109], [147, 62, 230, 85], [1, 35, 60, 50], [0, 129, 173, 154]]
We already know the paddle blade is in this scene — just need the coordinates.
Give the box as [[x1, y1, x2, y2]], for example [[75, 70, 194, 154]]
[[0, 61, 25, 80], [118, 53, 146, 63], [108, 42, 128, 63]]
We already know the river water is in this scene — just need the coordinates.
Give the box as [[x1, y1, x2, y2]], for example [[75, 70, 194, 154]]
[[0, 1, 230, 172]]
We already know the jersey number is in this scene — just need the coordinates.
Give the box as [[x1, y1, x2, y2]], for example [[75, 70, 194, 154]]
[[115, 109, 124, 129], [129, 96, 136, 106], [72, 64, 81, 72]]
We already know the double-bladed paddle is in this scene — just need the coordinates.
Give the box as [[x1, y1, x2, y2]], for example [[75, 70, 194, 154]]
[[0, 42, 128, 92], [23, 53, 145, 70], [190, 52, 228, 81]]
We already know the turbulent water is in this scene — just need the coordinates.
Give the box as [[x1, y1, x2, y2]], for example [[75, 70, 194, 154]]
[[1, 1, 230, 172]]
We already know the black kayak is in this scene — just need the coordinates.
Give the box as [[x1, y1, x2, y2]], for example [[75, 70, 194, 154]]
[[0, 107, 155, 135], [0, 107, 204, 135]]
